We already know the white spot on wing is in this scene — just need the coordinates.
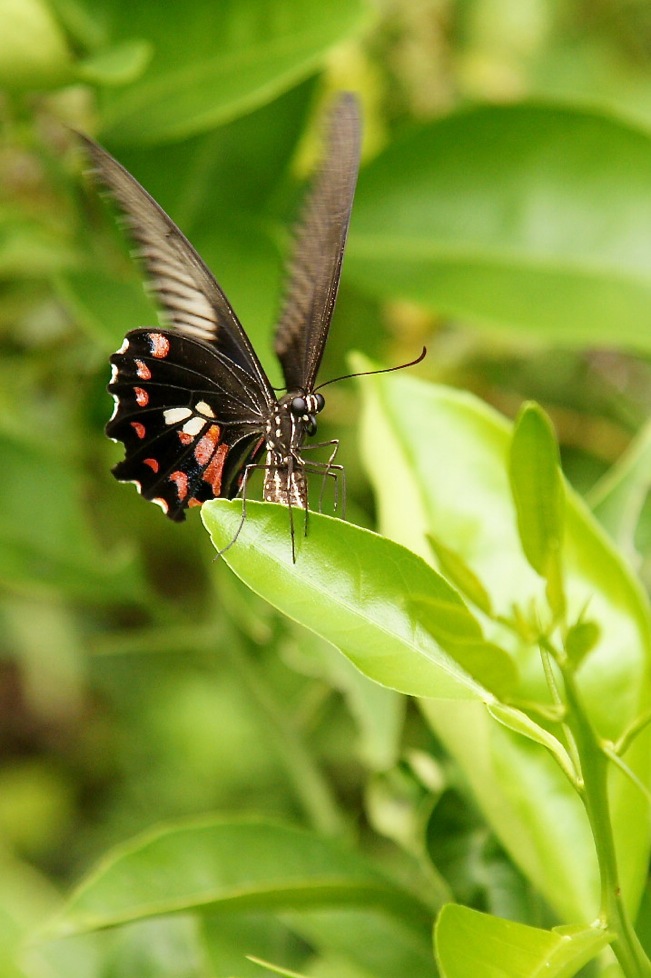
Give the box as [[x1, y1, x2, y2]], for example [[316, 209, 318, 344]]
[[163, 407, 193, 425], [182, 416, 206, 437], [196, 400, 215, 417], [108, 393, 119, 423], [117, 337, 130, 354]]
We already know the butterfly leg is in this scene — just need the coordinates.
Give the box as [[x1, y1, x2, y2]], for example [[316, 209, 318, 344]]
[[300, 439, 343, 514], [213, 459, 271, 560]]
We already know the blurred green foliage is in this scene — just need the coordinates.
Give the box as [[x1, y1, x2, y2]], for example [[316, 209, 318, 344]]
[[4, 0, 651, 975]]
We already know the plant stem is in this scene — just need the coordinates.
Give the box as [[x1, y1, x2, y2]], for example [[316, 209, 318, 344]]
[[562, 668, 651, 977]]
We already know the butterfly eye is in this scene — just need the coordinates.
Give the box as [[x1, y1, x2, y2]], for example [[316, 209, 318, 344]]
[[291, 396, 307, 415], [314, 393, 325, 413]]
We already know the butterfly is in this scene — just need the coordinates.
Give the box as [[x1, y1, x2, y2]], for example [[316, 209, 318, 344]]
[[82, 93, 361, 560]]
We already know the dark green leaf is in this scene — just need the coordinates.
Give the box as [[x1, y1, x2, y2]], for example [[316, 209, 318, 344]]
[[98, 0, 369, 145], [347, 104, 651, 347], [48, 819, 432, 938]]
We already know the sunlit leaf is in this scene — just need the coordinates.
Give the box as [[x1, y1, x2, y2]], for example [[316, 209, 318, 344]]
[[357, 364, 651, 922], [509, 402, 565, 617], [202, 501, 495, 701], [435, 905, 612, 978]]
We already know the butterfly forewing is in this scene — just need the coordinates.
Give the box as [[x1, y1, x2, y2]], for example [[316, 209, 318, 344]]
[[80, 133, 273, 400], [274, 92, 361, 392]]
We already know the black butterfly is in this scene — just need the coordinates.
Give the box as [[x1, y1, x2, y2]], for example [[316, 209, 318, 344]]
[[82, 93, 361, 558]]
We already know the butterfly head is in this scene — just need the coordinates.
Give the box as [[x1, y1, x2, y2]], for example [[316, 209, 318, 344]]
[[289, 392, 325, 437]]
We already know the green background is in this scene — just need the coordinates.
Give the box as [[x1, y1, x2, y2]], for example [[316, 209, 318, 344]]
[[4, 0, 651, 975]]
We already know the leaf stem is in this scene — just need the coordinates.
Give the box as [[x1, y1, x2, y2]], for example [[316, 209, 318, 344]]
[[562, 668, 651, 977]]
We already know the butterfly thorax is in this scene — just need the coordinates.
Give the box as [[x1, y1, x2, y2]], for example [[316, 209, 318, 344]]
[[262, 391, 325, 507]]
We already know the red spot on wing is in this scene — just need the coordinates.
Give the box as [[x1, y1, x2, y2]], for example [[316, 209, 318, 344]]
[[135, 359, 152, 380], [148, 332, 170, 358], [131, 421, 146, 439], [194, 424, 222, 466], [134, 387, 149, 407], [178, 431, 193, 446], [144, 458, 159, 472], [204, 444, 228, 496], [169, 470, 189, 501], [188, 498, 202, 508]]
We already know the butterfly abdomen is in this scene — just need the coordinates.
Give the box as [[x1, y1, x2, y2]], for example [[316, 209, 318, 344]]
[[263, 458, 308, 508]]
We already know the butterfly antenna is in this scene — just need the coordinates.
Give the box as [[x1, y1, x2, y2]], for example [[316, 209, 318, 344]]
[[315, 346, 427, 392]]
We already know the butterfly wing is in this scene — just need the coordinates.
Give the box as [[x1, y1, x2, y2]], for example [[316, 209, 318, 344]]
[[107, 328, 267, 519], [274, 92, 361, 393], [80, 133, 274, 401]]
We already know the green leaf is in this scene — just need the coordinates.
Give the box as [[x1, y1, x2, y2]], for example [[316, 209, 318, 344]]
[[435, 905, 612, 978], [347, 104, 651, 347], [285, 907, 438, 978], [427, 535, 493, 616], [486, 703, 576, 785], [76, 39, 153, 86], [357, 365, 651, 922], [98, 0, 369, 145], [0, 0, 72, 89], [509, 402, 565, 617], [408, 596, 518, 699], [46, 818, 432, 938], [0, 434, 147, 604], [565, 621, 601, 668], [202, 500, 496, 701], [587, 419, 651, 561], [56, 270, 158, 350], [0, 218, 77, 278]]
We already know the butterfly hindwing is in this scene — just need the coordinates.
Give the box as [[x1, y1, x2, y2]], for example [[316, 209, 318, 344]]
[[107, 329, 266, 519], [274, 92, 361, 392]]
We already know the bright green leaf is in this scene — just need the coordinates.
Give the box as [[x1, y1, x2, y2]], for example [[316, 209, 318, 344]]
[[347, 104, 651, 347], [409, 595, 483, 641], [565, 621, 601, 668], [427, 535, 493, 616], [509, 402, 565, 617], [202, 501, 496, 701], [358, 365, 651, 922], [587, 420, 651, 561], [0, 0, 72, 89], [408, 597, 518, 699], [435, 904, 612, 978], [487, 703, 576, 786], [509, 403, 564, 575]]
